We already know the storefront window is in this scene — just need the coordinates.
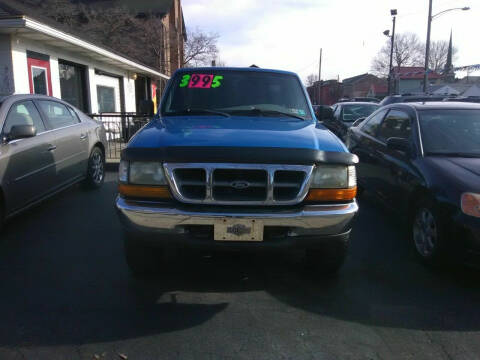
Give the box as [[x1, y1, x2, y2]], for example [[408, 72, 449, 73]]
[[32, 67, 48, 95], [59, 61, 88, 112], [97, 86, 116, 113]]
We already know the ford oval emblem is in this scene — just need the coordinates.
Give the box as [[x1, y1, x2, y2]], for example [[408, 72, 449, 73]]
[[231, 181, 250, 190]]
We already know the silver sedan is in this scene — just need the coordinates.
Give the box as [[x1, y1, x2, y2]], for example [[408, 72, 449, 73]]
[[0, 94, 107, 226]]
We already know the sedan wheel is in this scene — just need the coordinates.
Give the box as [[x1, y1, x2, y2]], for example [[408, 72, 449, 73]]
[[91, 151, 104, 184], [84, 147, 105, 189], [413, 207, 438, 258]]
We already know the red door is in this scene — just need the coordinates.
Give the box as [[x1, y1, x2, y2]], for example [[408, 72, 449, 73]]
[[27, 56, 53, 96]]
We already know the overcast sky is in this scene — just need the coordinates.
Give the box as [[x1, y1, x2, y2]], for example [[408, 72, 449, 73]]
[[182, 0, 479, 82]]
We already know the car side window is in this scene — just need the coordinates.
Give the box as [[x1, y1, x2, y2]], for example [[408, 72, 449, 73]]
[[376, 110, 412, 142], [333, 106, 341, 119], [67, 106, 81, 122], [38, 100, 80, 129], [361, 109, 388, 137], [3, 101, 46, 135]]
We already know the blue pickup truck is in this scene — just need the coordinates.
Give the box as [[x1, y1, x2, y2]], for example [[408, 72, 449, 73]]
[[116, 67, 358, 276]]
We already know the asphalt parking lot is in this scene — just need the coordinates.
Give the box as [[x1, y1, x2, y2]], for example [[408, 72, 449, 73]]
[[1, 172, 480, 360]]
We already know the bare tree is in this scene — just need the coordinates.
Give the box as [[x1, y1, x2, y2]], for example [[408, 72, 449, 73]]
[[43, 0, 80, 26], [183, 28, 219, 67], [428, 40, 457, 72], [79, 5, 135, 46], [305, 74, 319, 87], [371, 33, 424, 76], [131, 15, 169, 72]]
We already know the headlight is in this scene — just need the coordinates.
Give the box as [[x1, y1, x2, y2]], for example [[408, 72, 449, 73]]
[[129, 162, 167, 185], [461, 193, 480, 218], [119, 160, 129, 183], [310, 165, 356, 189]]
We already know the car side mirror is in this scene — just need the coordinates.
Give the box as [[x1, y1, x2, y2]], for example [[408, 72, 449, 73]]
[[387, 137, 411, 154], [352, 117, 366, 127], [7, 125, 36, 142], [317, 108, 334, 122]]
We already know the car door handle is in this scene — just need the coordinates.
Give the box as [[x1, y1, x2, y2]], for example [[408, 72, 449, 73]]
[[80, 134, 87, 140], [47, 145, 57, 151]]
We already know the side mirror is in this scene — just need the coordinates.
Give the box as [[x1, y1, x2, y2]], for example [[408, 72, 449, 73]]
[[317, 107, 334, 122], [7, 125, 36, 142], [387, 137, 411, 154], [352, 117, 366, 127]]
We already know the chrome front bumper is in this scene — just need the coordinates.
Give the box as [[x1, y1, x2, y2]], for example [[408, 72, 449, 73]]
[[116, 197, 358, 237]]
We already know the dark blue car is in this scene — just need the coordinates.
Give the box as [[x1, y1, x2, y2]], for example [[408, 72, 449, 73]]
[[347, 102, 480, 266], [116, 67, 359, 276]]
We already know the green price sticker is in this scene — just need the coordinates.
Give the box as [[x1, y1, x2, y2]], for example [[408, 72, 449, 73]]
[[211, 75, 223, 88], [179, 74, 191, 88], [179, 74, 223, 88]]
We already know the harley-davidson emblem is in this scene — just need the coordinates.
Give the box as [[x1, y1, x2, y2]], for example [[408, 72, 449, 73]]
[[227, 224, 252, 236], [230, 181, 250, 190]]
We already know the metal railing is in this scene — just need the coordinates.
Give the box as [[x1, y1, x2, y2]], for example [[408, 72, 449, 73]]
[[89, 113, 151, 160]]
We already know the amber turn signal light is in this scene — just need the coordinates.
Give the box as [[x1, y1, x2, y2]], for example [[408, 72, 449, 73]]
[[118, 184, 172, 199], [305, 187, 357, 202]]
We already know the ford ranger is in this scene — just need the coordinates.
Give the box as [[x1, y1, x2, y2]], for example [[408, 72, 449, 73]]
[[116, 67, 358, 276]]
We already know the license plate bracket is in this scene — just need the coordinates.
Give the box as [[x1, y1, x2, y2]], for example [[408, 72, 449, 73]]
[[214, 218, 264, 242]]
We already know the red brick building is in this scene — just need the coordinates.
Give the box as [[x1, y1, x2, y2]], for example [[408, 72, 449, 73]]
[[307, 80, 342, 105], [342, 73, 388, 99]]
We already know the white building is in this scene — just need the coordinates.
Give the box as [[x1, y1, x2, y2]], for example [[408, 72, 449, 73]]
[[430, 84, 480, 97], [0, 15, 169, 114]]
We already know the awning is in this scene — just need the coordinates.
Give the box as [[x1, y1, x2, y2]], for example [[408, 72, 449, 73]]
[[0, 16, 169, 80]]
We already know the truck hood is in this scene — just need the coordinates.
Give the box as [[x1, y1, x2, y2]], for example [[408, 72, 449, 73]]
[[129, 116, 346, 153]]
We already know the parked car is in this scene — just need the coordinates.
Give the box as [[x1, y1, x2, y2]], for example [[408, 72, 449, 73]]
[[116, 67, 359, 277], [324, 102, 380, 140], [0, 94, 107, 228], [379, 94, 446, 106], [346, 102, 480, 266]]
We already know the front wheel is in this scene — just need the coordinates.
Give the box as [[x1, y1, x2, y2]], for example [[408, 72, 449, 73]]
[[412, 199, 447, 265], [83, 147, 105, 189], [305, 240, 348, 276]]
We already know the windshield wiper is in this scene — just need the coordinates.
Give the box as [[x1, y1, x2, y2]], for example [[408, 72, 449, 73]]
[[261, 109, 306, 121], [228, 108, 305, 120], [166, 108, 231, 118], [426, 151, 480, 158]]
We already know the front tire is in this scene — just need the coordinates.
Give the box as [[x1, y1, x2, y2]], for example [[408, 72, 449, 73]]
[[83, 147, 105, 189], [412, 199, 447, 265], [306, 240, 348, 276]]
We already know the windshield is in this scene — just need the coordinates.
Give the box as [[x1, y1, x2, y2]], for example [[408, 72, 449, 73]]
[[342, 104, 379, 122], [419, 109, 480, 156], [161, 70, 312, 120]]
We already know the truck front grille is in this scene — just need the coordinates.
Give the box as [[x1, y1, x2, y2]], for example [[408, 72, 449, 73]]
[[174, 168, 206, 200], [164, 163, 313, 205]]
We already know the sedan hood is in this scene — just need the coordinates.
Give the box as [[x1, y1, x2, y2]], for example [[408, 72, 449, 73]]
[[424, 156, 480, 193], [129, 116, 346, 153], [445, 157, 480, 177]]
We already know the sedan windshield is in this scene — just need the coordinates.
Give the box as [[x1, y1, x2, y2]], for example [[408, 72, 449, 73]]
[[161, 70, 312, 120], [342, 104, 379, 122], [419, 109, 480, 157]]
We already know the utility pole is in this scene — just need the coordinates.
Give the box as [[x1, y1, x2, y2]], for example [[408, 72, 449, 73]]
[[388, 15, 396, 94], [318, 48, 322, 104], [423, 0, 433, 93]]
